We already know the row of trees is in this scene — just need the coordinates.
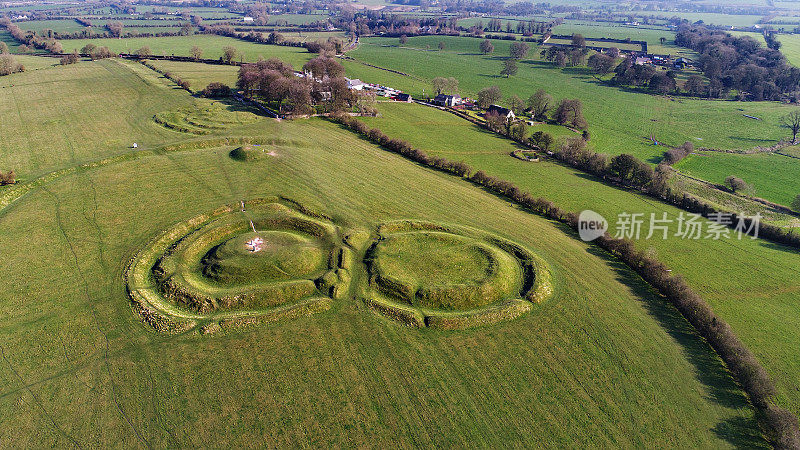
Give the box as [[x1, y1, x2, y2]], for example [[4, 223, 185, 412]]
[[328, 112, 800, 448], [0, 17, 62, 54]]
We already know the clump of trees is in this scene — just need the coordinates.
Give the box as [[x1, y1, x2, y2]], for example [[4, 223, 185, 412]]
[[0, 54, 24, 76], [431, 76, 458, 95], [201, 82, 231, 98], [724, 175, 750, 193], [237, 56, 354, 115], [0, 169, 16, 185], [80, 44, 115, 60], [60, 51, 79, 65], [477, 85, 502, 108], [553, 98, 587, 129], [662, 141, 694, 165], [675, 23, 800, 100]]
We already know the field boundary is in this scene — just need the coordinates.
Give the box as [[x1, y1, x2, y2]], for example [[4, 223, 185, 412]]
[[328, 112, 800, 447]]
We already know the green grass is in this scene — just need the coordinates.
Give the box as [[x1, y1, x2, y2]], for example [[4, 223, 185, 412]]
[[0, 58, 196, 179], [360, 101, 800, 415], [144, 59, 239, 91], [349, 35, 797, 163], [675, 151, 800, 206], [59, 35, 315, 67], [0, 58, 768, 447], [778, 34, 800, 67], [15, 19, 88, 34]]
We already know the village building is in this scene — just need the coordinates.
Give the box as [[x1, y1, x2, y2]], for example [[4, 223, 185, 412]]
[[433, 94, 461, 107], [486, 104, 515, 122]]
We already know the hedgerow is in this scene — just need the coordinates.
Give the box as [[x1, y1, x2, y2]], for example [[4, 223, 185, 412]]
[[329, 114, 800, 448]]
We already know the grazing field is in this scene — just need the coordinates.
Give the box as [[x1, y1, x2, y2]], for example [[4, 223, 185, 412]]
[[349, 36, 797, 162], [0, 59, 197, 178], [551, 22, 696, 57], [0, 58, 767, 447], [675, 151, 800, 207], [778, 34, 800, 67], [360, 101, 800, 414], [59, 35, 316, 67], [144, 60, 239, 91], [14, 19, 88, 34]]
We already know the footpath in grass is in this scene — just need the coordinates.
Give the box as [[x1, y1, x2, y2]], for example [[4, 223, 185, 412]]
[[360, 101, 800, 416]]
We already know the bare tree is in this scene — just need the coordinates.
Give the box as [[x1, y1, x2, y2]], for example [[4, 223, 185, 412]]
[[527, 89, 552, 121], [191, 46, 203, 60], [479, 39, 494, 55], [781, 110, 800, 144]]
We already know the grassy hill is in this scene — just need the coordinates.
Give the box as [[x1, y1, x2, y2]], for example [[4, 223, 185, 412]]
[[0, 58, 765, 447]]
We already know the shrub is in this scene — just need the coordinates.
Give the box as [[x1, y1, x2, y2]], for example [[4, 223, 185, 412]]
[[725, 175, 749, 193], [202, 82, 231, 98], [0, 170, 16, 185]]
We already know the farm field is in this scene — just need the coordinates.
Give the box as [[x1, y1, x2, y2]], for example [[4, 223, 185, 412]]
[[675, 151, 800, 206], [0, 58, 195, 178], [551, 22, 696, 57], [359, 102, 800, 414], [14, 18, 87, 34], [778, 34, 800, 67], [350, 36, 796, 162], [0, 59, 766, 447], [58, 35, 316, 67], [145, 59, 239, 91]]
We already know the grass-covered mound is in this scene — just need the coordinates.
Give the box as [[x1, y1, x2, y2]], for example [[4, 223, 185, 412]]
[[362, 220, 552, 329], [125, 198, 354, 334], [203, 230, 327, 284], [154, 100, 260, 135], [229, 144, 274, 161]]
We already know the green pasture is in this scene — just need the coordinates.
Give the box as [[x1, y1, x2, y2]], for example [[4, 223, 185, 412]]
[[145, 60, 239, 92], [59, 35, 315, 67], [0, 58, 766, 447], [676, 151, 800, 207], [15, 19, 88, 34], [778, 34, 800, 67], [0, 58, 195, 178], [360, 101, 800, 415], [349, 35, 797, 163]]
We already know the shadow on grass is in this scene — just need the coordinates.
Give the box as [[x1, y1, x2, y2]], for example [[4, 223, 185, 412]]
[[584, 245, 767, 447]]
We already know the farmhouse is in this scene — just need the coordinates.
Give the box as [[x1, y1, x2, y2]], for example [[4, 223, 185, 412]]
[[433, 94, 461, 107], [486, 104, 515, 121], [346, 78, 366, 90], [242, 16, 255, 22], [394, 93, 412, 102]]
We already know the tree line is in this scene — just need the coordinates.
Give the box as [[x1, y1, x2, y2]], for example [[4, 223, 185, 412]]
[[329, 111, 800, 449], [676, 23, 800, 101]]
